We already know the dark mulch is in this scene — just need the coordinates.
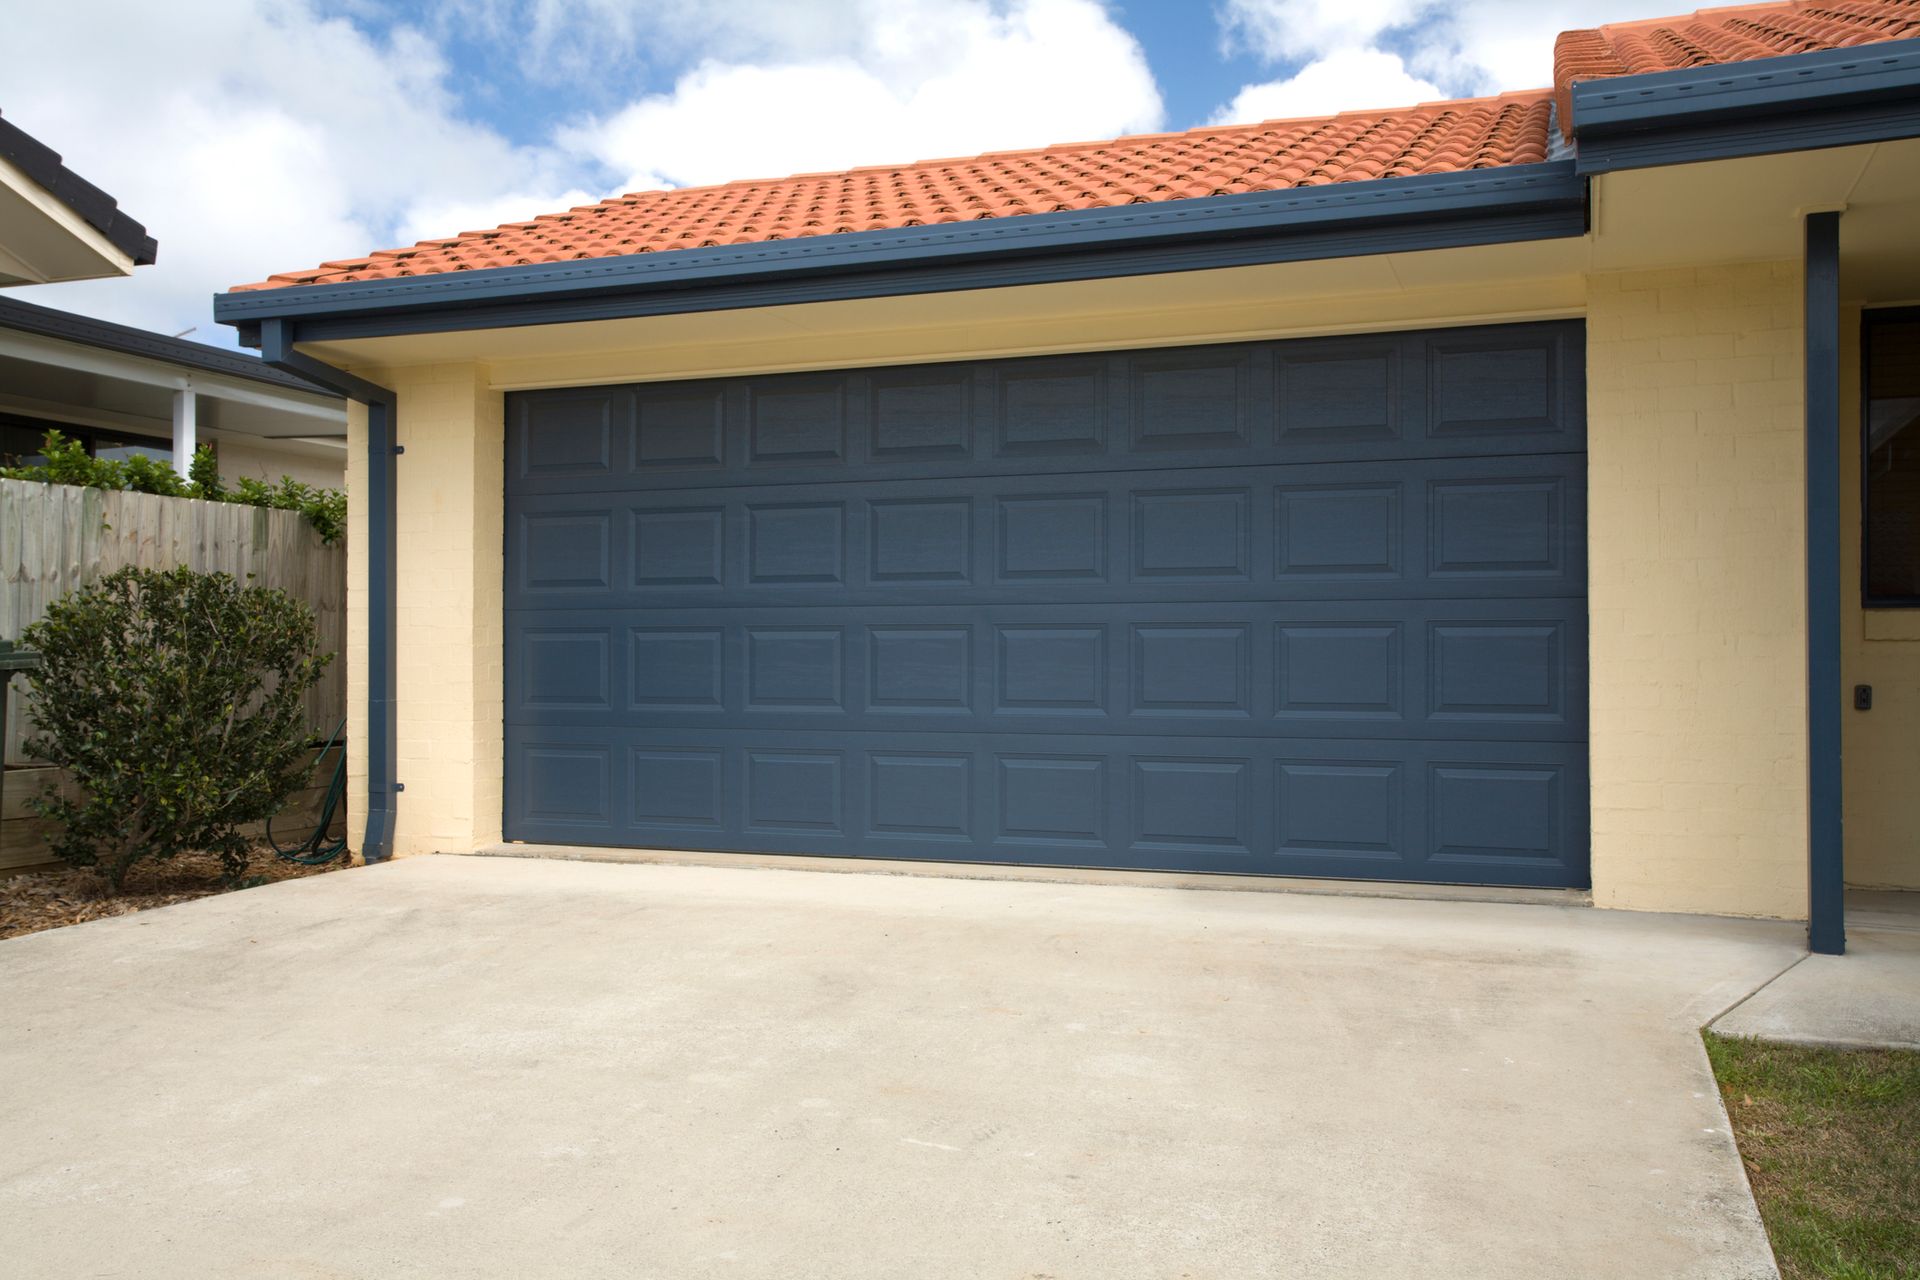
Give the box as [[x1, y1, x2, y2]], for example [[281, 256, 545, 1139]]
[[0, 850, 351, 941]]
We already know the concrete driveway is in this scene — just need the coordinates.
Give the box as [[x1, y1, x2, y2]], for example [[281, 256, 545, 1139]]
[[0, 856, 1798, 1279]]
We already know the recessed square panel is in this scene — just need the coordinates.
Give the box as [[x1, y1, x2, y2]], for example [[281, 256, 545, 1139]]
[[746, 751, 843, 833], [996, 493, 1106, 581], [1275, 625, 1400, 718], [1430, 623, 1563, 720], [1276, 350, 1396, 442], [1430, 479, 1563, 576], [1132, 626, 1249, 716], [1430, 341, 1555, 436], [520, 629, 610, 709], [522, 745, 611, 826], [1275, 485, 1400, 577], [1132, 758, 1249, 852], [1431, 765, 1562, 863], [1131, 352, 1249, 450], [872, 373, 972, 459], [520, 393, 616, 479], [747, 628, 843, 708], [630, 628, 724, 709], [1276, 762, 1399, 857], [869, 499, 971, 583], [635, 388, 724, 469], [629, 749, 723, 830], [870, 754, 972, 839], [749, 380, 844, 462], [633, 506, 723, 586], [996, 626, 1106, 712], [997, 360, 1105, 456], [519, 512, 610, 592], [1132, 489, 1249, 581], [870, 627, 971, 710], [749, 503, 845, 584], [997, 755, 1105, 845]]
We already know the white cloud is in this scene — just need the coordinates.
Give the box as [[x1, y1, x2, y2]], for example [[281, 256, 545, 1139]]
[[2, 0, 1162, 346], [1212, 47, 1442, 125], [1216, 0, 1706, 103], [566, 0, 1163, 192]]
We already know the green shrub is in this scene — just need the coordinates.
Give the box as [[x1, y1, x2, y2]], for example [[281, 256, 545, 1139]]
[[1, 429, 346, 543], [20, 566, 332, 889]]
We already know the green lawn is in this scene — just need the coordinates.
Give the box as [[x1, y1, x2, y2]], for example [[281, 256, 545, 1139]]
[[1704, 1032, 1920, 1279]]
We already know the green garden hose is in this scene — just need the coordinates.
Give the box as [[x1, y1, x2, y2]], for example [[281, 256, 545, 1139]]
[[267, 718, 350, 865]]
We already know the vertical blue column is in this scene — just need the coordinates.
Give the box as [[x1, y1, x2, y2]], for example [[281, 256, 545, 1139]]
[[1805, 211, 1844, 956]]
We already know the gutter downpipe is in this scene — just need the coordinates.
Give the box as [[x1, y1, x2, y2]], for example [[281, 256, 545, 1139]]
[[259, 318, 399, 863]]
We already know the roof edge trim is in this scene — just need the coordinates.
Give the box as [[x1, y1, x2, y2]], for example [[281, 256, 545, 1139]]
[[215, 161, 1586, 344]]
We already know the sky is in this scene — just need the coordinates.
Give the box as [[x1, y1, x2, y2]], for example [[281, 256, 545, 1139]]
[[3, 0, 1687, 348]]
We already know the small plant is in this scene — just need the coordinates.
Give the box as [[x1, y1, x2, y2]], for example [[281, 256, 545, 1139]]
[[20, 566, 332, 889], [2, 429, 346, 543]]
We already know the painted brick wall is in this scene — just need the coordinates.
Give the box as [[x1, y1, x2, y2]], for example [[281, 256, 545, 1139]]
[[1840, 308, 1920, 891], [1587, 261, 1810, 919], [341, 364, 504, 859]]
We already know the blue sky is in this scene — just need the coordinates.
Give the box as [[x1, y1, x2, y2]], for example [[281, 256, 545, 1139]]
[[3, 0, 1681, 345]]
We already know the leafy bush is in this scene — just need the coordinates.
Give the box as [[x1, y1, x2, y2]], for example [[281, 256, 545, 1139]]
[[1, 429, 346, 543], [20, 566, 332, 889]]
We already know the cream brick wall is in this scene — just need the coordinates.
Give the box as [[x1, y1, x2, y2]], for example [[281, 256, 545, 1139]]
[[341, 364, 503, 859], [1587, 261, 1810, 918], [1840, 307, 1920, 890]]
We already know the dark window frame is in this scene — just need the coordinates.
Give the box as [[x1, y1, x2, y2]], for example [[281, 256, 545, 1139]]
[[0, 412, 171, 469], [1861, 305, 1920, 609]]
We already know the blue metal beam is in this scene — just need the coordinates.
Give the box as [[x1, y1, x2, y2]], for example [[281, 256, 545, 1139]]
[[214, 163, 1587, 345], [259, 319, 400, 864], [1804, 211, 1845, 956], [1572, 40, 1920, 174]]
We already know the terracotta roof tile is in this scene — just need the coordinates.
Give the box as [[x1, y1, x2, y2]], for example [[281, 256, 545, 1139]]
[[233, 0, 1920, 293], [1553, 0, 1920, 134]]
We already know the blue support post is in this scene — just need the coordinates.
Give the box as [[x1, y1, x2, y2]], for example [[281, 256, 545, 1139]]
[[1805, 210, 1845, 955]]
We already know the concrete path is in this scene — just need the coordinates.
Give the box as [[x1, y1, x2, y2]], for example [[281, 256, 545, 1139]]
[[0, 856, 1799, 1279], [1712, 893, 1920, 1049]]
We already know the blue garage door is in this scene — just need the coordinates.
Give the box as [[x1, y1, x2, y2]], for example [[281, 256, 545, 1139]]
[[504, 321, 1589, 887]]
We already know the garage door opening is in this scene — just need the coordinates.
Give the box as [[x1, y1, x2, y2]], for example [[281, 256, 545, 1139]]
[[503, 321, 1589, 888]]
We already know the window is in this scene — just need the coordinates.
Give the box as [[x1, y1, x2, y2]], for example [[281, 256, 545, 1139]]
[[1864, 310, 1920, 606], [0, 413, 171, 469]]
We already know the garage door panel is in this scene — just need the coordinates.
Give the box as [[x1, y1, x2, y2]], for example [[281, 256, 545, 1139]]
[[507, 322, 1585, 498], [510, 599, 1584, 741], [505, 452, 1585, 611], [506, 323, 1588, 888], [504, 725, 1586, 886]]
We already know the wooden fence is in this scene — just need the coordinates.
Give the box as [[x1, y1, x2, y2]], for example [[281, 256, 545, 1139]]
[[0, 478, 346, 765]]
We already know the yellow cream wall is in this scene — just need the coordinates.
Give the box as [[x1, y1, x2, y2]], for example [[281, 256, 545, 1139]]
[[1585, 262, 1810, 919], [1841, 307, 1920, 890], [335, 260, 1894, 915], [340, 365, 505, 859]]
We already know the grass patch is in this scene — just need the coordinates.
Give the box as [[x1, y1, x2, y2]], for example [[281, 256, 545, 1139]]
[[1705, 1031, 1920, 1279]]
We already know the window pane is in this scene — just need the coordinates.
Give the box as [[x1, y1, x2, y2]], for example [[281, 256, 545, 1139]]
[[92, 432, 172, 465], [1866, 316, 1920, 602]]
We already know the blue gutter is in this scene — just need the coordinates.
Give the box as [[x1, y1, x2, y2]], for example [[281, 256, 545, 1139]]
[[215, 162, 1587, 344], [258, 319, 399, 864], [1804, 211, 1845, 956], [1571, 39, 1920, 174]]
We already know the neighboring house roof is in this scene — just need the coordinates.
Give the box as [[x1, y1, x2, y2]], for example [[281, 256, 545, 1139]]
[[227, 0, 1920, 296], [1553, 0, 1920, 134], [0, 109, 157, 268], [0, 297, 339, 397]]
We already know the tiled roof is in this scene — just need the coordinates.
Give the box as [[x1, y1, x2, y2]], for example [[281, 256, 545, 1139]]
[[234, 0, 1920, 293], [1554, 0, 1920, 134]]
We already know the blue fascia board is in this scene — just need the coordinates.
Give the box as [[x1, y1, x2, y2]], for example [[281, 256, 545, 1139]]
[[214, 162, 1586, 344], [1572, 39, 1920, 174]]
